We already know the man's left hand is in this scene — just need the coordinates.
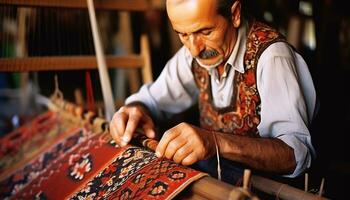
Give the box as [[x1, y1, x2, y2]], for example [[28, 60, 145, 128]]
[[155, 122, 216, 165]]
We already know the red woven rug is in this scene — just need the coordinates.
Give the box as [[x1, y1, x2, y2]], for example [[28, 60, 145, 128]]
[[0, 111, 59, 175], [0, 110, 85, 180], [70, 144, 207, 200], [1, 107, 208, 200], [10, 132, 207, 199], [0, 127, 94, 199]]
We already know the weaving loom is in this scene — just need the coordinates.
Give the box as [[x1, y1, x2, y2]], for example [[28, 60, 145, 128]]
[[0, 1, 332, 200], [0, 96, 332, 200]]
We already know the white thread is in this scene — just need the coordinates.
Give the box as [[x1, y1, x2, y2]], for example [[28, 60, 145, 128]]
[[275, 184, 286, 200], [212, 132, 221, 180]]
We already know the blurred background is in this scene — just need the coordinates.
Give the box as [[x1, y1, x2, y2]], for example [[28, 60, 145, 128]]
[[0, 0, 349, 199]]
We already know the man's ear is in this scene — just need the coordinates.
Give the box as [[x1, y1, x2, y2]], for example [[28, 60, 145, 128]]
[[231, 1, 241, 28]]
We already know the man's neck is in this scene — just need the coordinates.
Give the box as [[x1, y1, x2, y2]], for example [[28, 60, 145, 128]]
[[216, 64, 225, 79]]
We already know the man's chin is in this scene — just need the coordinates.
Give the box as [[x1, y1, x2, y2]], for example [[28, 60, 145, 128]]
[[195, 58, 224, 70]]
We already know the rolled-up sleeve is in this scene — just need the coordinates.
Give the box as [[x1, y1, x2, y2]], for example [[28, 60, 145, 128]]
[[125, 46, 199, 120], [278, 133, 313, 177], [257, 42, 316, 177]]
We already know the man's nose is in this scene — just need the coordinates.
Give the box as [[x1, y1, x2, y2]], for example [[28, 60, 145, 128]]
[[188, 34, 204, 57]]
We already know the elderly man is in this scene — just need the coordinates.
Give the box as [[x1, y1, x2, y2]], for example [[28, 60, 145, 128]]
[[109, 0, 316, 184]]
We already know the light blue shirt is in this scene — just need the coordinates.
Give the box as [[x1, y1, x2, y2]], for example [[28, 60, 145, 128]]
[[126, 22, 316, 178]]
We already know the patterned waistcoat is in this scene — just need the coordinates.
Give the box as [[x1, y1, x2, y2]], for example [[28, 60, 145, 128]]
[[192, 20, 286, 136]]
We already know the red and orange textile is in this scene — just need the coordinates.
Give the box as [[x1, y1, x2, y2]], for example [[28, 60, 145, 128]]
[[0, 100, 208, 200], [0, 127, 94, 199], [0, 110, 86, 180]]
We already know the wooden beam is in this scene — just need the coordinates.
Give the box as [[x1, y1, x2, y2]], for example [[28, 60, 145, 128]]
[[189, 176, 237, 200], [251, 175, 331, 200], [0, 55, 144, 72], [0, 0, 151, 11]]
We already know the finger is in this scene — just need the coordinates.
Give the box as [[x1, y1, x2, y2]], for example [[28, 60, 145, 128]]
[[143, 125, 155, 139], [109, 112, 127, 145], [109, 121, 122, 146], [123, 113, 141, 145], [142, 116, 155, 138], [118, 106, 127, 112], [114, 112, 128, 137], [181, 152, 198, 166], [156, 129, 180, 158], [173, 144, 193, 164], [164, 137, 187, 160]]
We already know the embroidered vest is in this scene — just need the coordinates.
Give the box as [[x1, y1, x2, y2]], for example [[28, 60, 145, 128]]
[[192, 20, 286, 136]]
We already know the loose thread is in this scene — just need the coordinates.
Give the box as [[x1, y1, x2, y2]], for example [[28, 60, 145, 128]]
[[275, 184, 286, 200], [212, 131, 221, 181], [85, 71, 95, 111], [52, 74, 63, 100]]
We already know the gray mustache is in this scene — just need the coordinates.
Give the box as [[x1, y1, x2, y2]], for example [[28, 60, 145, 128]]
[[198, 50, 219, 59]]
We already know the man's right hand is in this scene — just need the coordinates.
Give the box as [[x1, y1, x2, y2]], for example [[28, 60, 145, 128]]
[[109, 103, 156, 147]]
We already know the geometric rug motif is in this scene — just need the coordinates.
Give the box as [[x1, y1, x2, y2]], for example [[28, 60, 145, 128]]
[[10, 133, 120, 199], [69, 144, 208, 200], [0, 127, 92, 199], [0, 110, 83, 178], [0, 111, 58, 174], [0, 103, 209, 200]]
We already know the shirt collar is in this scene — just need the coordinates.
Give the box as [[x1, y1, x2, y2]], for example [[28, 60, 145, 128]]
[[224, 20, 247, 75]]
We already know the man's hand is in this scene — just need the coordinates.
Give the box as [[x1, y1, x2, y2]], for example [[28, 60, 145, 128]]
[[109, 103, 155, 147], [155, 122, 216, 165]]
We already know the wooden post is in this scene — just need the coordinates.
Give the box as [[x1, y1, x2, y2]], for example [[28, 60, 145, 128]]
[[86, 0, 115, 120], [243, 169, 252, 190], [304, 173, 309, 192], [318, 178, 325, 197]]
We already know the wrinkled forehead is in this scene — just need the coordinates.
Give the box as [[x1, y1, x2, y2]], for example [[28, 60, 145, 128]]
[[166, 0, 218, 23]]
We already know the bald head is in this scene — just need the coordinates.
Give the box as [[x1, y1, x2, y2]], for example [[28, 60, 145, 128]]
[[166, 0, 217, 27], [166, 0, 238, 21]]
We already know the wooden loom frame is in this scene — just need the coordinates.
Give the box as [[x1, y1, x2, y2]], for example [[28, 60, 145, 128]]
[[0, 0, 153, 86], [0, 1, 331, 199]]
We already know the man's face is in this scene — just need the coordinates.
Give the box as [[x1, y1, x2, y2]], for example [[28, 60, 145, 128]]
[[167, 0, 237, 69]]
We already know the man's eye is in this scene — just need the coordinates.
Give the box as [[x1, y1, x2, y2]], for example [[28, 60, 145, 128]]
[[179, 33, 188, 38], [201, 30, 212, 36]]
